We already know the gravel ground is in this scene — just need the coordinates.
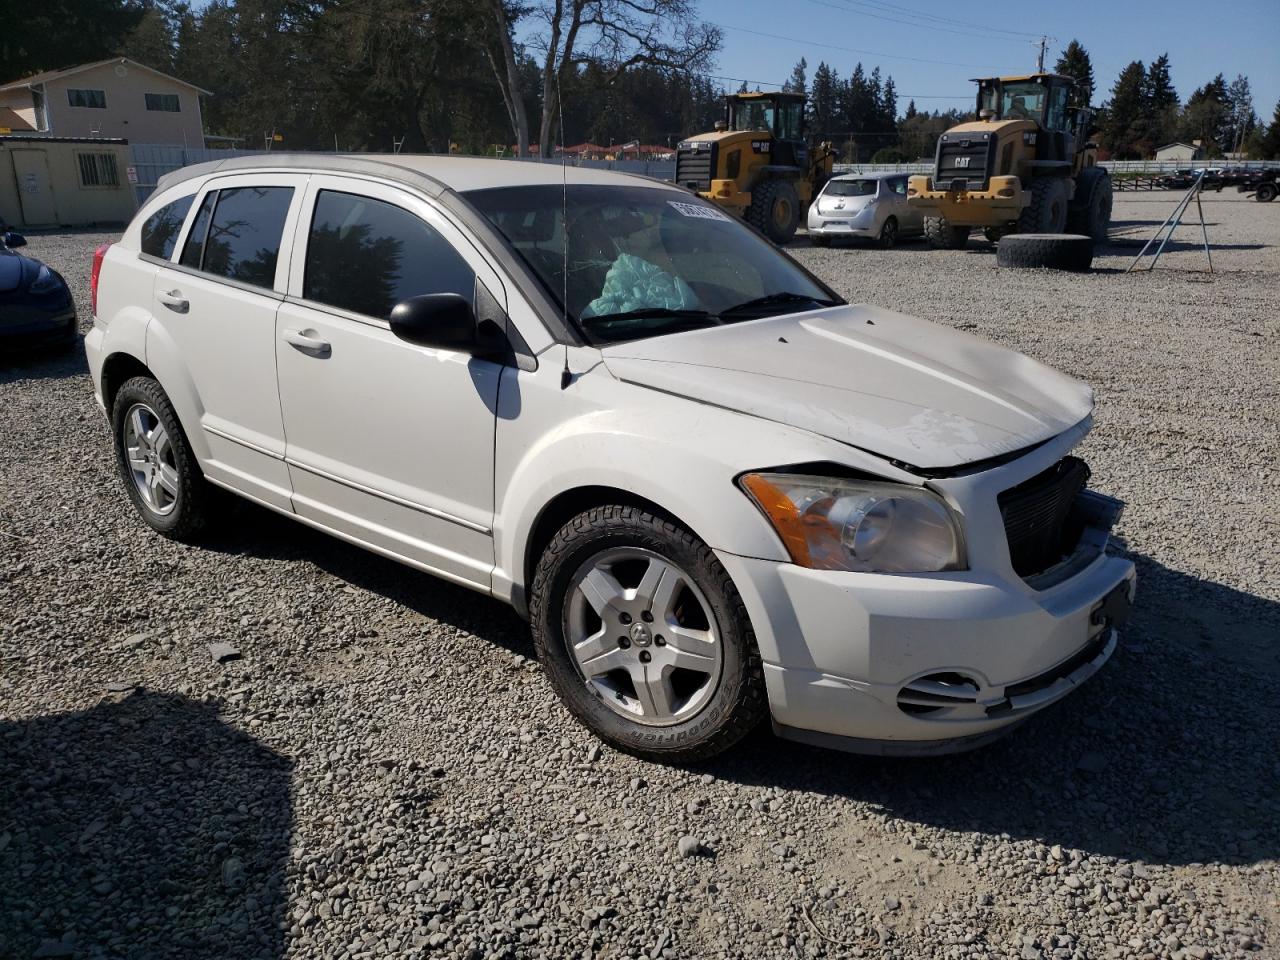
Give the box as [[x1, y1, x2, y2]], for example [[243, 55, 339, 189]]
[[2, 193, 1277, 960]]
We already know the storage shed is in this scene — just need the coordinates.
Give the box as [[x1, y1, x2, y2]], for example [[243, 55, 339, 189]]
[[0, 136, 136, 228]]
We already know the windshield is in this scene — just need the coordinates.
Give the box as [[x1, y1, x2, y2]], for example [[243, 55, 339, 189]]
[[981, 81, 1046, 121], [465, 184, 838, 343], [824, 179, 877, 197], [731, 100, 774, 132]]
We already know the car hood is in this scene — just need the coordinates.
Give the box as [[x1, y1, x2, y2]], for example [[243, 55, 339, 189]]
[[600, 304, 1094, 470], [0, 249, 38, 293]]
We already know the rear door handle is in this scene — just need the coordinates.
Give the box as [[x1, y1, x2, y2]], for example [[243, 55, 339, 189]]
[[283, 328, 331, 357], [157, 289, 188, 312]]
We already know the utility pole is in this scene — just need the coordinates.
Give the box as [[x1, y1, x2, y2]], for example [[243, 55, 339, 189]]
[[1035, 36, 1050, 73]]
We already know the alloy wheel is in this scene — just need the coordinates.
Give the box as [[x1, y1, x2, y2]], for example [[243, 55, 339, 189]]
[[563, 548, 723, 726], [122, 402, 179, 516]]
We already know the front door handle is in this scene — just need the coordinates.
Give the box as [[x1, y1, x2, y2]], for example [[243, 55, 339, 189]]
[[283, 328, 331, 357], [157, 289, 188, 313]]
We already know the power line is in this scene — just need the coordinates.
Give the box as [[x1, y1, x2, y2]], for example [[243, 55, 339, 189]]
[[797, 0, 1031, 44], [835, 0, 1047, 39], [714, 22, 996, 69]]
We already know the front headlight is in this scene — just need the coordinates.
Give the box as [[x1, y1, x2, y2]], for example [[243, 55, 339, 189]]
[[740, 472, 965, 573], [29, 265, 62, 294]]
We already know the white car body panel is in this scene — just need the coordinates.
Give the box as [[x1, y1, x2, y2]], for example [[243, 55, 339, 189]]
[[85, 154, 1135, 757], [274, 176, 504, 587], [602, 304, 1093, 469]]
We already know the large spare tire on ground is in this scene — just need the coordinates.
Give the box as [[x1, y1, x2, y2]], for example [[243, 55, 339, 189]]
[[996, 233, 1094, 271]]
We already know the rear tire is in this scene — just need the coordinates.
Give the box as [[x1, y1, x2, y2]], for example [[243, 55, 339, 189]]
[[747, 178, 800, 244], [111, 376, 215, 542], [996, 233, 1094, 271], [924, 216, 970, 249], [877, 216, 898, 248], [1018, 176, 1070, 234], [1067, 168, 1113, 242], [530, 505, 767, 763], [1256, 182, 1277, 202]]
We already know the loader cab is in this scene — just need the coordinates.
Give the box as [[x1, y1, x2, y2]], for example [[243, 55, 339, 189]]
[[726, 92, 807, 168], [975, 74, 1073, 133]]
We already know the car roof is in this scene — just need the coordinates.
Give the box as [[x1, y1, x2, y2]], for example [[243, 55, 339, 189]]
[[829, 172, 901, 181], [154, 152, 674, 198]]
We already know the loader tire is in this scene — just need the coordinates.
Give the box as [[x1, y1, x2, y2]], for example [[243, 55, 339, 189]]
[[996, 233, 1094, 272], [924, 216, 970, 249], [1017, 176, 1070, 234], [747, 178, 800, 244], [1067, 168, 1113, 242]]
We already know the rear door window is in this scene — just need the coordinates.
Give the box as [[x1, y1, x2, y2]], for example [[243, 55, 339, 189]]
[[201, 186, 294, 289], [141, 194, 195, 259], [302, 190, 475, 320], [178, 191, 216, 269]]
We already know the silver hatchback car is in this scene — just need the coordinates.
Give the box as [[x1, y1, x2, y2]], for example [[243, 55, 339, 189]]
[[807, 172, 924, 247]]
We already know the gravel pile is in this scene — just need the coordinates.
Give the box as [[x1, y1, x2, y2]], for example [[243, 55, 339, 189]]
[[2, 194, 1276, 959]]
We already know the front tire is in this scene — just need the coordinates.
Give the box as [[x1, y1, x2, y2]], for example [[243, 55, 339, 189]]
[[747, 179, 800, 244], [1067, 168, 1113, 242], [530, 505, 767, 763], [924, 215, 970, 249], [111, 376, 214, 542], [1018, 176, 1070, 233]]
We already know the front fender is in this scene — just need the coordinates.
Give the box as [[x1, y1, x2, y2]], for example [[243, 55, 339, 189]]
[[489, 361, 914, 604]]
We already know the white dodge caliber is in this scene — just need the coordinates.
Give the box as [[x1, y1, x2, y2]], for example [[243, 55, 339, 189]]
[[86, 155, 1135, 762]]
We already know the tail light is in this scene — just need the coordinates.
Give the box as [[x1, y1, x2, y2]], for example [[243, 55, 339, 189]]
[[91, 242, 112, 316]]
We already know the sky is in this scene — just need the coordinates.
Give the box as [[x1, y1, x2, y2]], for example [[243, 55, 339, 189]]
[[662, 0, 1278, 118]]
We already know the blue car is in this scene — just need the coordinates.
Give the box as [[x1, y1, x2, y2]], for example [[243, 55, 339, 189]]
[[1, 229, 77, 352]]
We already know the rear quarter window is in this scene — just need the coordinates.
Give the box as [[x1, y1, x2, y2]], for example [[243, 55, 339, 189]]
[[140, 194, 195, 260]]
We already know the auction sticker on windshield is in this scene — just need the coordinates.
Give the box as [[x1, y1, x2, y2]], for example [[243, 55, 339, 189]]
[[668, 200, 733, 222]]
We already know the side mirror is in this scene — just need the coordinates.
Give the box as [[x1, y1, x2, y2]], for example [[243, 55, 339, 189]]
[[389, 293, 476, 351], [2, 231, 26, 248]]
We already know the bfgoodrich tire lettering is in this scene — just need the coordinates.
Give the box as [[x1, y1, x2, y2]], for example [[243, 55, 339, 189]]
[[111, 376, 214, 542], [530, 505, 767, 762]]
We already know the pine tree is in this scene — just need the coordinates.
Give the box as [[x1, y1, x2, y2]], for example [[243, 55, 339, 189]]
[[904, 99, 917, 120], [784, 57, 807, 96], [1102, 61, 1147, 158], [1141, 54, 1179, 147], [809, 61, 839, 141], [1259, 98, 1280, 159], [1054, 40, 1094, 108], [1182, 75, 1230, 156]]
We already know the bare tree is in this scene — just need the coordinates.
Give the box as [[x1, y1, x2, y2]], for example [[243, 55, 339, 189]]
[[483, 0, 720, 158]]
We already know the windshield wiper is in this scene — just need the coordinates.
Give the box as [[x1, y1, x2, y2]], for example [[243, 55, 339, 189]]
[[582, 307, 720, 326], [719, 291, 838, 319]]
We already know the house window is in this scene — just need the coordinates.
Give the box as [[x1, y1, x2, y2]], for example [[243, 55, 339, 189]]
[[145, 93, 181, 112], [77, 152, 120, 188], [67, 88, 107, 109]]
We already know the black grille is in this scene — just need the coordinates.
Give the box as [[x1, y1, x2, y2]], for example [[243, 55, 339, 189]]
[[998, 456, 1090, 578], [675, 144, 715, 192], [933, 132, 996, 191]]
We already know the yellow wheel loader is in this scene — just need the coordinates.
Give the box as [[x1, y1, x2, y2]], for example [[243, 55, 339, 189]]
[[674, 92, 834, 244], [908, 74, 1111, 248]]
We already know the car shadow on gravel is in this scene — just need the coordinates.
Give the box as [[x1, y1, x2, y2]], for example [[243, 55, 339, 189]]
[[0, 691, 292, 960], [702, 555, 1280, 870], [200, 501, 533, 658]]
